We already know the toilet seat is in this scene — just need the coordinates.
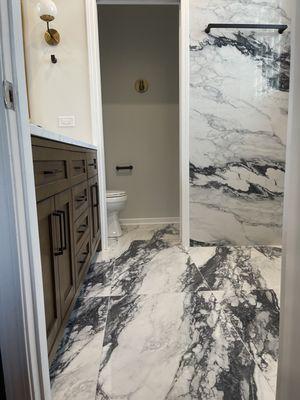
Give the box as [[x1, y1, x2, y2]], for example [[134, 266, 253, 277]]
[[106, 190, 126, 198]]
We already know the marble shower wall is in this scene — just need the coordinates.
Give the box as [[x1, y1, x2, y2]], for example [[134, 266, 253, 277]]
[[189, 0, 291, 245]]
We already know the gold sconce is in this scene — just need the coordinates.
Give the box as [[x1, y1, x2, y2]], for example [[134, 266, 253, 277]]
[[135, 79, 149, 94], [37, 0, 60, 46]]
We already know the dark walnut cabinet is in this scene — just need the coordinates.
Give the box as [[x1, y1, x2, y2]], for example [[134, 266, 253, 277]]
[[32, 136, 101, 362]]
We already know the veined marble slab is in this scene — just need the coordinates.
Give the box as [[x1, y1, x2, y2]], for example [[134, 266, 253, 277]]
[[50, 296, 109, 400], [189, 245, 282, 299], [189, 244, 281, 392], [189, 0, 291, 245], [50, 226, 280, 400], [96, 291, 275, 400]]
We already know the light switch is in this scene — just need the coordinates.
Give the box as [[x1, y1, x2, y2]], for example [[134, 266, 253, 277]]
[[58, 116, 76, 127]]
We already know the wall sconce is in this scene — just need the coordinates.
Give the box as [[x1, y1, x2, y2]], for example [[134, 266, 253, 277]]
[[134, 79, 149, 94], [37, 0, 60, 46]]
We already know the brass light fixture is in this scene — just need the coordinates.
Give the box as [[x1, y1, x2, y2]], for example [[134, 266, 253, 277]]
[[37, 0, 60, 46], [134, 79, 149, 94]]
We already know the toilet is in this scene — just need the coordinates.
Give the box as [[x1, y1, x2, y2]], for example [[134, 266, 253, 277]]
[[106, 190, 127, 238]]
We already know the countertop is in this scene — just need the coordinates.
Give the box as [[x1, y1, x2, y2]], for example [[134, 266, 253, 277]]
[[30, 124, 98, 151]]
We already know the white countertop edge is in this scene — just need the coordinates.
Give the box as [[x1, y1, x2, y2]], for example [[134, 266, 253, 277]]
[[30, 124, 98, 151]]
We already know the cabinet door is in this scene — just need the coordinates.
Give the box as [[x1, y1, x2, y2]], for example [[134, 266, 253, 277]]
[[37, 197, 61, 352], [54, 189, 76, 319], [88, 176, 101, 253]]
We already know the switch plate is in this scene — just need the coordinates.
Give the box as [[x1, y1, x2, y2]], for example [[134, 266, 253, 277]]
[[58, 116, 75, 127]]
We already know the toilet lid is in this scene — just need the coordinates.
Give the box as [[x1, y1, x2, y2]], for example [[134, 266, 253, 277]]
[[106, 190, 126, 198]]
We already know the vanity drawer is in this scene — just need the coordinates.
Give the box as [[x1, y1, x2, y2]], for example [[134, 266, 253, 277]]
[[33, 146, 70, 201], [74, 208, 90, 253], [70, 152, 87, 186], [87, 151, 98, 178], [72, 181, 89, 221], [75, 236, 91, 287]]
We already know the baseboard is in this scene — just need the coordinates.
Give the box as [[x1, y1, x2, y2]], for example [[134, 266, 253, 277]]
[[120, 217, 180, 226]]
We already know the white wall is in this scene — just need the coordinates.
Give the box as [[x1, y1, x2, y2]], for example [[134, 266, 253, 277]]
[[99, 5, 179, 220], [22, 0, 93, 143]]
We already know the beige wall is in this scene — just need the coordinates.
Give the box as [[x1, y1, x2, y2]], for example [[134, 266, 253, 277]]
[[99, 5, 179, 219], [22, 0, 92, 143]]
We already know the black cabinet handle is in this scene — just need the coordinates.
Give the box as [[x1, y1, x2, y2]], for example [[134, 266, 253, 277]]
[[79, 251, 89, 264], [53, 212, 63, 256], [44, 168, 63, 175], [76, 195, 87, 202], [116, 165, 133, 171], [57, 210, 67, 251], [91, 184, 99, 207], [73, 166, 83, 171], [77, 224, 88, 234]]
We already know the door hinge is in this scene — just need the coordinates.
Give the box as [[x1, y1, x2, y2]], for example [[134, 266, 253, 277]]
[[3, 80, 15, 110]]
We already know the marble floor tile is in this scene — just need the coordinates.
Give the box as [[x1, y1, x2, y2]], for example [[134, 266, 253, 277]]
[[50, 296, 109, 400], [220, 289, 280, 392], [251, 247, 282, 300], [96, 224, 180, 263], [111, 245, 209, 296], [110, 225, 186, 296], [95, 291, 275, 400], [81, 260, 115, 299], [50, 225, 280, 400], [189, 246, 281, 297]]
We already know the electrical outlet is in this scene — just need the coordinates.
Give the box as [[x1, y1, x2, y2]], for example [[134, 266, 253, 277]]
[[58, 116, 76, 127]]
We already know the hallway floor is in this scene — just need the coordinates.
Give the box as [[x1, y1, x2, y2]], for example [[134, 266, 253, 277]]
[[50, 225, 281, 400]]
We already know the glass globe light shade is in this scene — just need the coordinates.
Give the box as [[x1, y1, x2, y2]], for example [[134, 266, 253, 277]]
[[36, 0, 57, 21]]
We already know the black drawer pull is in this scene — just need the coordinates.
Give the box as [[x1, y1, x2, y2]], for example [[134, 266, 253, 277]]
[[43, 169, 63, 175], [78, 251, 89, 264], [76, 195, 87, 202], [88, 161, 96, 167], [74, 166, 84, 170], [116, 165, 133, 171], [77, 224, 88, 233]]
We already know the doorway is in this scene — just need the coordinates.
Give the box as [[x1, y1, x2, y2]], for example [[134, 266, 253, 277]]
[[98, 5, 180, 236]]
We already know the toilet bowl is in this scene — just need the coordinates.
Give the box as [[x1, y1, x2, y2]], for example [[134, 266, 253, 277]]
[[106, 190, 127, 238]]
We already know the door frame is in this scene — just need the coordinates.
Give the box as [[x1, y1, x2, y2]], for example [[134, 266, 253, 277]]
[[276, 0, 300, 398], [2, 0, 300, 398], [86, 0, 190, 248], [0, 0, 51, 399]]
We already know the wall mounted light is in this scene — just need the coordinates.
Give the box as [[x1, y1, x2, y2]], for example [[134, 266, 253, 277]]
[[37, 0, 60, 46], [134, 79, 149, 94]]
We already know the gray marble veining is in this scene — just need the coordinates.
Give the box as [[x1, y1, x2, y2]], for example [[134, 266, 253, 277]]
[[189, 0, 291, 245], [50, 225, 281, 400]]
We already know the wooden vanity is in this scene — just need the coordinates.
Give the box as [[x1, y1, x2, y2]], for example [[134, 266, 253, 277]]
[[31, 134, 101, 362]]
